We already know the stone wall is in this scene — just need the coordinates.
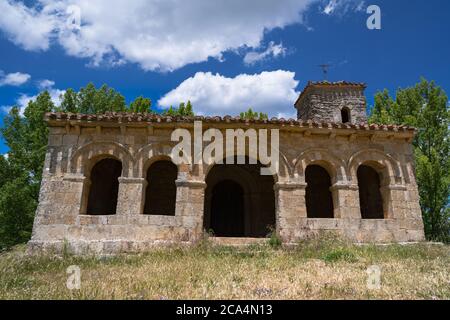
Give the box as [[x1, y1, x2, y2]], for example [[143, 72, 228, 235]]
[[295, 84, 368, 124], [28, 118, 425, 255]]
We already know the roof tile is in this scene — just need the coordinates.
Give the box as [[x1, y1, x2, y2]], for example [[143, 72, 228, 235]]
[[45, 112, 416, 133]]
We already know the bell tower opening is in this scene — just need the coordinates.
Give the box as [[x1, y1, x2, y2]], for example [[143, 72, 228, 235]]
[[341, 107, 351, 123]]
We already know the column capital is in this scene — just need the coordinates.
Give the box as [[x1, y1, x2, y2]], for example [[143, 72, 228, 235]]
[[382, 184, 407, 191], [274, 182, 307, 190], [175, 179, 207, 189], [63, 174, 86, 183], [118, 177, 146, 185], [330, 183, 358, 191]]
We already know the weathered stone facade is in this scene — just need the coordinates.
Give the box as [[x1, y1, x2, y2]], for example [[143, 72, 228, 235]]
[[296, 81, 367, 124], [28, 81, 425, 255]]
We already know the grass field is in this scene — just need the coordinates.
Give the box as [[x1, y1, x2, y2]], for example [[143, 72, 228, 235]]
[[0, 235, 448, 300]]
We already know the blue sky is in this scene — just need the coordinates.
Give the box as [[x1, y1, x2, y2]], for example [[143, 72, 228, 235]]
[[0, 0, 449, 154]]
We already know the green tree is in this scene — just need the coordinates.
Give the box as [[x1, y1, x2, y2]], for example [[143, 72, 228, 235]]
[[185, 100, 194, 116], [163, 101, 195, 116], [3, 92, 54, 187], [128, 96, 152, 113], [0, 177, 36, 249], [0, 91, 55, 250], [240, 107, 268, 120], [60, 83, 128, 114], [164, 106, 177, 116], [59, 88, 78, 113], [369, 79, 450, 242]]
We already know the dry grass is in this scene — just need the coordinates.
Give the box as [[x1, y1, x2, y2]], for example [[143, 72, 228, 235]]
[[0, 236, 449, 300]]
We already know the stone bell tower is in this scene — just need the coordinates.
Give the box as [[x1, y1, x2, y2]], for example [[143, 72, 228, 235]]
[[295, 81, 368, 124]]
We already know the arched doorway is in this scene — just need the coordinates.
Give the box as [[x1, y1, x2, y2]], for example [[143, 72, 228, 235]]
[[86, 158, 122, 215], [305, 165, 334, 218], [357, 165, 384, 219], [144, 160, 178, 216], [204, 159, 275, 238]]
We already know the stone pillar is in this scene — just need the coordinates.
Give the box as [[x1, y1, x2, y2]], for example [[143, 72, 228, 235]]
[[29, 174, 86, 248], [330, 183, 360, 219], [62, 174, 88, 218], [274, 182, 307, 242], [116, 177, 147, 215], [380, 184, 407, 219], [400, 184, 425, 241], [175, 179, 206, 241]]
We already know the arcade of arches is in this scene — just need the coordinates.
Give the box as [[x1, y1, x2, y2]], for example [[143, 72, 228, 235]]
[[83, 156, 388, 237]]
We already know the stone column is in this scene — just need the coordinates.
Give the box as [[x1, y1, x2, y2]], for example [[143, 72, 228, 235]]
[[330, 183, 360, 219], [116, 177, 147, 215], [274, 182, 307, 242], [380, 184, 408, 220], [399, 184, 425, 241], [29, 174, 86, 249], [175, 179, 207, 241], [62, 174, 88, 218]]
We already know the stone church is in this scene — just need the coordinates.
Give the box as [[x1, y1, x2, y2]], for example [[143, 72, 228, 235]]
[[29, 81, 425, 254]]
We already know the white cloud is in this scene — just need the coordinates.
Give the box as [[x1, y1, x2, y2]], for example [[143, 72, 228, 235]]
[[158, 70, 300, 118], [0, 71, 31, 86], [243, 42, 287, 66], [1, 80, 64, 116], [0, 0, 55, 51], [323, 0, 338, 15], [322, 0, 366, 16], [0, 0, 320, 71], [37, 79, 56, 90]]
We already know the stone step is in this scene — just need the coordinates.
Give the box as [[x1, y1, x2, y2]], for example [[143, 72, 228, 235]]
[[209, 237, 268, 246]]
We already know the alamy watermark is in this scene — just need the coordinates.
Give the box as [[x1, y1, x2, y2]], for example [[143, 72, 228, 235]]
[[366, 265, 382, 290], [171, 121, 279, 176], [66, 265, 81, 290], [66, 5, 81, 30], [367, 5, 381, 30]]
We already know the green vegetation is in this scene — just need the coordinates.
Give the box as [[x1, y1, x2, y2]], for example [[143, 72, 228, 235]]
[[0, 235, 448, 300], [369, 79, 449, 243], [268, 232, 282, 249], [163, 101, 194, 117], [240, 108, 268, 120]]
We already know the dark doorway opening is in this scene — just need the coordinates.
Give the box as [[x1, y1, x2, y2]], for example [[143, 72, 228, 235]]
[[357, 165, 384, 219], [341, 107, 351, 123], [305, 165, 334, 218], [86, 158, 122, 215], [144, 160, 177, 216], [204, 159, 275, 238], [210, 180, 245, 237]]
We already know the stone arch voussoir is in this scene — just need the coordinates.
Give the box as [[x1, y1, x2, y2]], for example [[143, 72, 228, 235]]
[[294, 148, 347, 184], [348, 149, 403, 186], [135, 142, 187, 178], [70, 141, 134, 177]]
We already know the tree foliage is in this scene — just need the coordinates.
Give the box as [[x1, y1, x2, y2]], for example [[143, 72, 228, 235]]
[[163, 101, 194, 117], [240, 107, 268, 120], [369, 79, 450, 243], [0, 92, 54, 250], [57, 83, 153, 114], [128, 96, 152, 113]]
